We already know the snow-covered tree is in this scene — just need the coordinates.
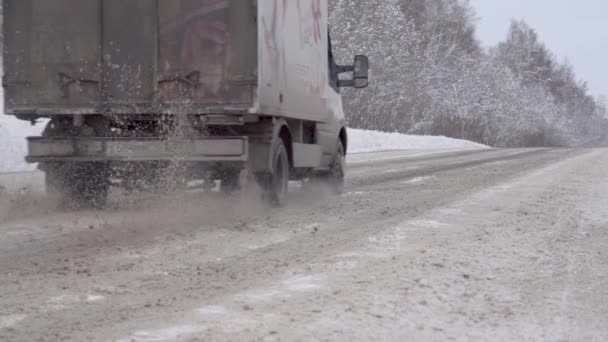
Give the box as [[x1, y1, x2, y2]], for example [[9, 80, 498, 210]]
[[330, 0, 422, 131], [329, 0, 608, 147]]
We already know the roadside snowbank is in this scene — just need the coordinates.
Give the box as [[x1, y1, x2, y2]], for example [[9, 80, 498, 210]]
[[0, 115, 487, 173], [348, 128, 488, 153], [0, 115, 42, 173]]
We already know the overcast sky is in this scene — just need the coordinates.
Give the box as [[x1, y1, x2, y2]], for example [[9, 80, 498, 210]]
[[469, 0, 608, 99]]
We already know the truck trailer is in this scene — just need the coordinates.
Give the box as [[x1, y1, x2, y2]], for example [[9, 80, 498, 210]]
[[2, 0, 369, 207]]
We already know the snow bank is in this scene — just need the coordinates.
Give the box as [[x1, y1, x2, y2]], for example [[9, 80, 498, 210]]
[[348, 128, 488, 153], [0, 115, 486, 173], [0, 111, 43, 173]]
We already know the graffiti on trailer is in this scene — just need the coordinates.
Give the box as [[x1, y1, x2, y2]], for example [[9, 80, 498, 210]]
[[181, 17, 230, 95], [311, 0, 322, 43], [297, 0, 323, 47], [262, 0, 289, 89], [159, 0, 239, 102], [296, 0, 327, 107], [262, 0, 279, 73]]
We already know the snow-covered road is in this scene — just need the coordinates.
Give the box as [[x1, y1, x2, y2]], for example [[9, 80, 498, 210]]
[[1, 148, 607, 341]]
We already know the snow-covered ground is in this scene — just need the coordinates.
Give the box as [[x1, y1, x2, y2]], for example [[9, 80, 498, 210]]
[[0, 114, 42, 173], [348, 128, 487, 153], [0, 115, 486, 173], [2, 148, 607, 341]]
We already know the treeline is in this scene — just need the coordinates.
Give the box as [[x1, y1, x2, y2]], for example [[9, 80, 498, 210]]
[[330, 0, 608, 147]]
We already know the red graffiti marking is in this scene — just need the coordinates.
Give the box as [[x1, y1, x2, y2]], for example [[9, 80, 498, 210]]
[[159, 0, 233, 100], [262, 0, 289, 88], [263, 0, 280, 68], [311, 0, 322, 43]]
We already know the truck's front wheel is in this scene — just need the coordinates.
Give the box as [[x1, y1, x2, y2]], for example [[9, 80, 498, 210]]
[[45, 162, 110, 209]]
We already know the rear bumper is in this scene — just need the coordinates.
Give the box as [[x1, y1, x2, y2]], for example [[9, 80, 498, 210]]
[[26, 137, 248, 163]]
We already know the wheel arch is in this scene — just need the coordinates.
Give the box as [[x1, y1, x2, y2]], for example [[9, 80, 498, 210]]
[[272, 119, 294, 169]]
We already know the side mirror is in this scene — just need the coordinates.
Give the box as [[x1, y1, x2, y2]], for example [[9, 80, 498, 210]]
[[353, 55, 370, 88], [337, 55, 370, 89]]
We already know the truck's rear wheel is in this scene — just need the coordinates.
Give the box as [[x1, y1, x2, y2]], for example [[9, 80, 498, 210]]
[[45, 162, 110, 209], [257, 139, 289, 206]]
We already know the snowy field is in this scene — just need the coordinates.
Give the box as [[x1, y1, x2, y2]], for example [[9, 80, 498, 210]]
[[348, 128, 487, 153], [0, 114, 486, 173]]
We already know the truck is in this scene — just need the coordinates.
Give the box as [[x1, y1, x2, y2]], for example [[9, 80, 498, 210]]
[[2, 0, 369, 208]]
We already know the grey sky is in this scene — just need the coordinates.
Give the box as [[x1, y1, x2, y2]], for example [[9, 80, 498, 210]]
[[469, 0, 608, 98]]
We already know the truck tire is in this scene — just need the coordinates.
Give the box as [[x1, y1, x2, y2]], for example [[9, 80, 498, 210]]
[[257, 139, 289, 206], [45, 162, 110, 209], [316, 140, 346, 195]]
